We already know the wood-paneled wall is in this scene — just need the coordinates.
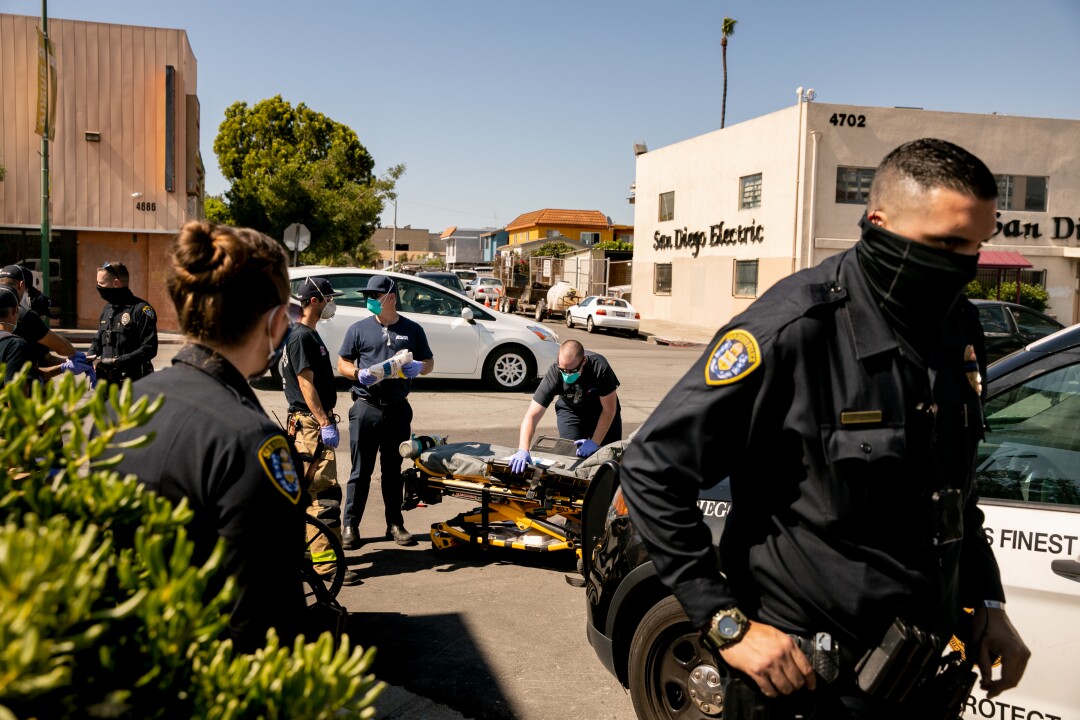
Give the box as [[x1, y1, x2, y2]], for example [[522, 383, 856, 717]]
[[1, 14, 198, 232]]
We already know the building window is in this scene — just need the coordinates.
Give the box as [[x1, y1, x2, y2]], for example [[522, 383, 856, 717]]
[[996, 175, 1048, 212], [836, 166, 875, 204], [734, 260, 758, 297], [581, 232, 600, 246], [659, 191, 675, 222], [654, 263, 672, 294], [739, 173, 762, 209]]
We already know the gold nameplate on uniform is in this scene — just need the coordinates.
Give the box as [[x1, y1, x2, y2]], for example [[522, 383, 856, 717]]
[[840, 410, 883, 425]]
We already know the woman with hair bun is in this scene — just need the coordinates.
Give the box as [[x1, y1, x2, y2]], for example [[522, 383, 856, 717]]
[[114, 221, 304, 652]]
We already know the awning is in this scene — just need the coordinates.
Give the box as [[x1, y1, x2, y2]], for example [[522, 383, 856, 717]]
[[978, 251, 1032, 269]]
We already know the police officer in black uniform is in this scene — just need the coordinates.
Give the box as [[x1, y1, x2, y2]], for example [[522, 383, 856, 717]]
[[619, 139, 1030, 718], [336, 275, 433, 549], [90, 261, 158, 383], [0, 286, 32, 388], [112, 222, 304, 652], [510, 339, 621, 473]]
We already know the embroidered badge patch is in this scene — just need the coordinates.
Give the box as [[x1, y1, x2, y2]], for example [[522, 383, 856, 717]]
[[705, 329, 761, 386], [257, 435, 301, 504], [143, 305, 156, 319]]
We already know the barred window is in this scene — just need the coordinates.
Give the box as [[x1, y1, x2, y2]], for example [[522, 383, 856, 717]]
[[659, 191, 675, 222], [734, 260, 758, 297], [836, 166, 875, 204], [654, 263, 672, 294], [996, 175, 1048, 212], [740, 173, 762, 209]]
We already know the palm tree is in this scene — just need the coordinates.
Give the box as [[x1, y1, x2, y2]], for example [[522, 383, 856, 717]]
[[721, 16, 737, 128]]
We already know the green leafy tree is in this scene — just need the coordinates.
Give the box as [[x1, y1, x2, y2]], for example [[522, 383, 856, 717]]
[[721, 17, 737, 129], [997, 281, 1050, 312], [0, 371, 383, 719], [213, 95, 396, 263], [533, 241, 575, 258], [595, 240, 633, 251], [203, 194, 232, 225]]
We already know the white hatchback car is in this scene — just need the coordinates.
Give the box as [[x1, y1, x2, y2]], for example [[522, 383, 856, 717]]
[[287, 268, 559, 391], [565, 296, 641, 337]]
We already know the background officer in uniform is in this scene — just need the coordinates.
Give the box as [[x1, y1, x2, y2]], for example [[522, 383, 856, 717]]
[[89, 261, 158, 383], [113, 221, 305, 652], [619, 139, 1029, 718], [0, 286, 31, 389], [510, 339, 621, 473], [336, 275, 433, 549], [281, 276, 360, 587]]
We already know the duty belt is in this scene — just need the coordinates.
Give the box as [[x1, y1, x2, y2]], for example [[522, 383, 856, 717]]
[[353, 391, 406, 408]]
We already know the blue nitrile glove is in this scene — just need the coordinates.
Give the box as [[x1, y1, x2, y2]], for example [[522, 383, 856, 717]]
[[575, 438, 599, 458], [510, 449, 531, 474], [402, 360, 423, 379], [319, 424, 340, 449], [357, 368, 377, 386], [61, 356, 94, 376]]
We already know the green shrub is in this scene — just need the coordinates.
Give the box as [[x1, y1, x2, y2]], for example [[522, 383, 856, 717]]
[[996, 281, 1050, 312], [0, 369, 383, 719], [964, 280, 989, 300]]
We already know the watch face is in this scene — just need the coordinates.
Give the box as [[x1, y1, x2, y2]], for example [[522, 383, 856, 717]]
[[718, 615, 740, 638]]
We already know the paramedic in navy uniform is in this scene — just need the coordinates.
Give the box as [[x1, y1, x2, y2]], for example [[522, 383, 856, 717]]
[[510, 339, 621, 473], [618, 139, 1029, 718], [113, 221, 305, 652], [336, 275, 433, 549]]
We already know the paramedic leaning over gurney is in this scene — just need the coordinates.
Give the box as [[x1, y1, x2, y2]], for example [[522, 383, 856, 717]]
[[618, 139, 1029, 719], [510, 339, 621, 473]]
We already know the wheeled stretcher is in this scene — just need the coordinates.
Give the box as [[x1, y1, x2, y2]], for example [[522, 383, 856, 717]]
[[401, 435, 627, 556]]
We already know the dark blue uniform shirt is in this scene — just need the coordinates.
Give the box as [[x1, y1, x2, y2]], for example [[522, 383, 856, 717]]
[[338, 315, 432, 404], [619, 249, 1004, 652]]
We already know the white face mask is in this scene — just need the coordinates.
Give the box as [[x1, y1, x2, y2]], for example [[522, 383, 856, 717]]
[[321, 300, 337, 320]]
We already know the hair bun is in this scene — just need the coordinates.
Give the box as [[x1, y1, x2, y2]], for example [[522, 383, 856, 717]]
[[173, 221, 249, 287]]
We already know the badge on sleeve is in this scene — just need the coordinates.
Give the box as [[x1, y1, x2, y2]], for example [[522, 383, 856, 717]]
[[705, 329, 761, 386], [257, 435, 301, 504], [143, 305, 156, 319]]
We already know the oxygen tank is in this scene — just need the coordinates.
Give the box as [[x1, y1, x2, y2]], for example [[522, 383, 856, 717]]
[[399, 434, 448, 459]]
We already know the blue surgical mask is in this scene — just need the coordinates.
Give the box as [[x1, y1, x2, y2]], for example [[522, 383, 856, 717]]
[[366, 297, 383, 315], [560, 370, 582, 384]]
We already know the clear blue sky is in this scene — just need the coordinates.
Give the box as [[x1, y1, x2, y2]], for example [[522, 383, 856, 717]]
[[12, 0, 1080, 233]]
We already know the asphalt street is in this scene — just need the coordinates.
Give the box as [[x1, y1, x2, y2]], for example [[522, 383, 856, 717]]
[[144, 320, 704, 720]]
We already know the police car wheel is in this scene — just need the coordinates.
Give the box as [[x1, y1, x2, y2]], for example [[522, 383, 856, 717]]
[[629, 595, 725, 719], [483, 345, 535, 392]]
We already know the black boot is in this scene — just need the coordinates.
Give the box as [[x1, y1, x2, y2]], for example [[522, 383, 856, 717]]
[[342, 525, 361, 550], [386, 524, 415, 546]]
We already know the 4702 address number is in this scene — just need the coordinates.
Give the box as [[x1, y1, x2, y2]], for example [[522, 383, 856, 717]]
[[829, 113, 866, 128]]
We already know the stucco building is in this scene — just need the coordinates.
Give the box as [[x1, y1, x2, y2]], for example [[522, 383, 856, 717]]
[[631, 100, 1080, 332], [1, 13, 202, 330]]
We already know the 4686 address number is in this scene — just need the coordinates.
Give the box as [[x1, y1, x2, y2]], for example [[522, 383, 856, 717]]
[[135, 201, 156, 212]]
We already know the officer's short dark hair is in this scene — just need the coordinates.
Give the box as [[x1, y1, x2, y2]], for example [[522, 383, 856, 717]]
[[100, 261, 130, 284], [869, 138, 998, 210], [168, 221, 290, 346]]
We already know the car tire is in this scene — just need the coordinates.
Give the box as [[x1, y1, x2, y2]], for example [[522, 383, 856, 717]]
[[534, 300, 547, 322], [482, 345, 536, 392], [586, 316, 596, 333], [629, 595, 725, 719], [626, 329, 639, 339], [566, 313, 574, 329]]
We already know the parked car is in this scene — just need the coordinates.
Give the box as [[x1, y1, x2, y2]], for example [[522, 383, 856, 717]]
[[583, 323, 1080, 718], [973, 299, 1064, 362], [565, 296, 641, 337], [417, 271, 468, 295], [286, 268, 559, 391], [453, 269, 479, 287], [466, 277, 505, 303]]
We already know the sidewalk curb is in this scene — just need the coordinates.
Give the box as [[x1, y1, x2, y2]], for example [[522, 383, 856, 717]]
[[647, 335, 707, 348]]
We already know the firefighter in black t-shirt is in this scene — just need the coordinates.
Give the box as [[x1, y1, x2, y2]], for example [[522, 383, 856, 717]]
[[509, 339, 621, 473], [0, 286, 32, 389], [280, 277, 360, 586]]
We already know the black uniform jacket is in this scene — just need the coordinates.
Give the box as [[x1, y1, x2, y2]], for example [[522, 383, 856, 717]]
[[620, 249, 1004, 651], [90, 290, 158, 378], [114, 343, 305, 651]]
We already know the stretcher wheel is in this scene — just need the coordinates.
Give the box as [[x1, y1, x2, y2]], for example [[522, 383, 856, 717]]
[[301, 515, 346, 604]]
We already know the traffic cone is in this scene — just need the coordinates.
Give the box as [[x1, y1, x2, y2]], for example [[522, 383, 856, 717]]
[[484, 295, 491, 308]]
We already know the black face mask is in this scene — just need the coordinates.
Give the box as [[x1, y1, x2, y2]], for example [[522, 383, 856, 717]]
[[855, 215, 978, 332], [97, 286, 133, 305]]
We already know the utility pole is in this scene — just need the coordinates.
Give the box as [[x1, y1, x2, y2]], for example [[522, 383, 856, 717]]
[[389, 197, 397, 269], [40, 0, 51, 296]]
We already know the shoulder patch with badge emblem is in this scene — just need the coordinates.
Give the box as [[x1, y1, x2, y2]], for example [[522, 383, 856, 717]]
[[705, 329, 761, 386], [142, 305, 156, 319], [257, 434, 301, 504]]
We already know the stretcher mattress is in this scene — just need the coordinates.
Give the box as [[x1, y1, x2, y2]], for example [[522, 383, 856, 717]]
[[415, 439, 628, 482]]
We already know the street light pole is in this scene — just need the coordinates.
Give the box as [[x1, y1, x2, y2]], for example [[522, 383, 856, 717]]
[[390, 197, 397, 269]]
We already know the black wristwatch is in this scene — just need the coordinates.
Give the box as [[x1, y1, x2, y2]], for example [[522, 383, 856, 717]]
[[703, 606, 750, 651]]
